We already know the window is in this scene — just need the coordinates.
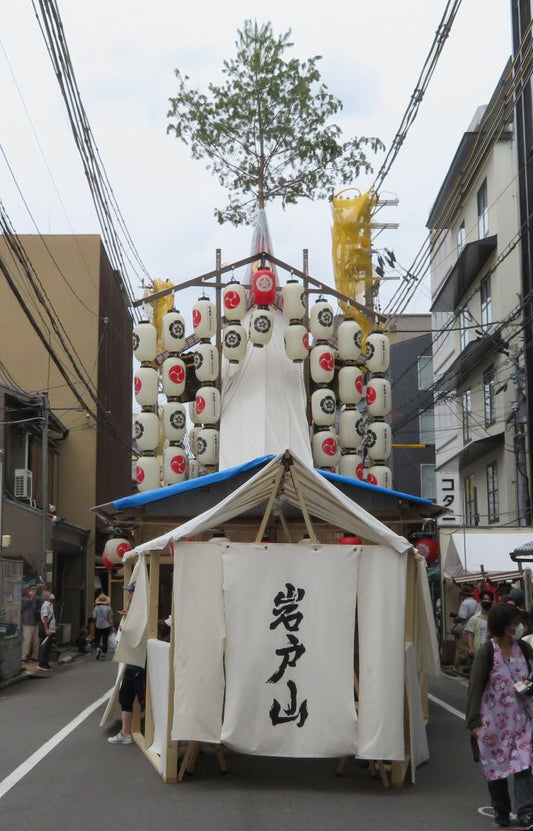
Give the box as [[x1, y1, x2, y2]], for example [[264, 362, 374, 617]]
[[457, 220, 466, 255], [477, 179, 489, 238], [483, 365, 495, 426], [487, 462, 499, 523], [480, 275, 492, 330], [420, 464, 436, 500], [459, 307, 471, 351], [462, 390, 472, 443], [464, 474, 479, 526], [419, 409, 435, 444], [417, 355, 433, 390]]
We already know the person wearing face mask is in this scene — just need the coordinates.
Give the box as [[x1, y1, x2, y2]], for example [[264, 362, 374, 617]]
[[466, 603, 533, 828], [465, 590, 494, 658]]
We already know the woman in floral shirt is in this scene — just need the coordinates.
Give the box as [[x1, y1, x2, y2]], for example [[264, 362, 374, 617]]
[[466, 602, 533, 828]]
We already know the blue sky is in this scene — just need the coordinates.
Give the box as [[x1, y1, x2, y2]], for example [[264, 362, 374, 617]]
[[1, 1, 513, 316]]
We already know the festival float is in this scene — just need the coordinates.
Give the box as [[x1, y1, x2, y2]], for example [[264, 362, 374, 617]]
[[93, 201, 444, 787]]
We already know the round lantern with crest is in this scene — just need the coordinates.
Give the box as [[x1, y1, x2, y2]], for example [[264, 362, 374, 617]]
[[223, 281, 247, 322]]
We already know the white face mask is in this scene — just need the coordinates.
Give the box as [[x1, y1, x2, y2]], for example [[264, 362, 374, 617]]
[[513, 623, 526, 640]]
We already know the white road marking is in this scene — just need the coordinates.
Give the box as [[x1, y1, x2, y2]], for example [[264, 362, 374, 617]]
[[0, 688, 112, 800], [428, 692, 466, 720]]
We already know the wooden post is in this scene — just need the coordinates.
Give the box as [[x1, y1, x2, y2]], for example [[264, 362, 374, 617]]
[[143, 552, 160, 749], [390, 549, 416, 787]]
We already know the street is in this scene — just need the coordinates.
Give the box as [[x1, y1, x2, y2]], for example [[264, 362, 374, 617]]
[[0, 657, 497, 831]]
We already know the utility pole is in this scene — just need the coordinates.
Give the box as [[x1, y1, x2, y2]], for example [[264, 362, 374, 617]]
[[510, 348, 530, 525], [41, 392, 49, 582]]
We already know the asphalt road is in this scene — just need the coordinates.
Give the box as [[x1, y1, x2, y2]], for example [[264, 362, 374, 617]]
[[0, 657, 500, 831]]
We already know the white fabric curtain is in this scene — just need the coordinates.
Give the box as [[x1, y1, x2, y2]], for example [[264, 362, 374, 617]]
[[220, 543, 359, 757], [171, 542, 226, 742], [113, 555, 149, 668], [356, 545, 407, 760]]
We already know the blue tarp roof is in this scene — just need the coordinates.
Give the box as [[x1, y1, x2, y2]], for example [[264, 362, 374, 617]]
[[112, 455, 434, 510]]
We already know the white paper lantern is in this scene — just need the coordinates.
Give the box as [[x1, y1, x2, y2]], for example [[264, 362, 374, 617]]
[[249, 308, 274, 347], [366, 465, 393, 489], [189, 401, 202, 427], [192, 297, 217, 339], [188, 458, 200, 478], [195, 386, 221, 424], [367, 377, 391, 417], [310, 298, 334, 341], [223, 282, 247, 321], [223, 324, 248, 362], [338, 454, 365, 480], [189, 425, 202, 454], [163, 445, 188, 484], [134, 366, 158, 406], [312, 429, 340, 467], [196, 428, 220, 466], [284, 324, 309, 362], [365, 420, 392, 461], [281, 280, 306, 321], [339, 408, 364, 449], [133, 411, 159, 452], [310, 344, 335, 384], [162, 310, 186, 353], [104, 538, 132, 565], [135, 455, 160, 492], [194, 343, 219, 382], [162, 401, 186, 441], [365, 332, 390, 373], [338, 365, 364, 405], [161, 357, 186, 397], [133, 321, 157, 362], [311, 388, 336, 426], [337, 319, 363, 362]]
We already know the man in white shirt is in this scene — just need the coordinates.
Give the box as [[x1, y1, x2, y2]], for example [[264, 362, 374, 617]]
[[38, 591, 57, 671]]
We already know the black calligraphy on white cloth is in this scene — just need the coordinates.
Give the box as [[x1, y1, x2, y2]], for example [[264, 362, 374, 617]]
[[267, 582, 308, 728]]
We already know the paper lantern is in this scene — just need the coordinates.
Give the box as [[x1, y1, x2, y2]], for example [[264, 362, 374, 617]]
[[163, 445, 188, 484], [366, 377, 391, 417], [188, 425, 202, 455], [366, 465, 393, 489], [338, 453, 365, 479], [365, 332, 390, 373], [223, 282, 247, 321], [133, 411, 159, 452], [133, 320, 157, 362], [312, 429, 340, 467], [134, 366, 158, 407], [339, 408, 364, 449], [101, 553, 117, 572], [338, 366, 364, 405], [415, 537, 440, 565], [162, 310, 186, 353], [161, 357, 186, 397], [281, 279, 306, 321], [339, 533, 363, 545], [195, 386, 221, 424], [196, 428, 220, 466], [310, 345, 335, 384], [249, 308, 274, 347], [194, 343, 219, 382], [135, 455, 160, 492], [189, 400, 202, 426], [309, 298, 334, 341], [188, 458, 200, 479], [311, 388, 336, 426], [104, 538, 131, 565], [284, 324, 309, 362], [223, 324, 248, 362], [365, 421, 391, 461], [337, 319, 363, 362], [192, 297, 217, 339], [252, 268, 276, 306], [162, 401, 186, 442]]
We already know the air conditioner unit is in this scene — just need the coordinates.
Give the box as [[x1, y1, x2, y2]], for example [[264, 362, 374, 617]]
[[14, 469, 32, 499]]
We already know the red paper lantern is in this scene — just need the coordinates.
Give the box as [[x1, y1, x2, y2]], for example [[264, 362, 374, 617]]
[[415, 537, 440, 565], [339, 533, 363, 545], [101, 553, 117, 572], [252, 268, 276, 306]]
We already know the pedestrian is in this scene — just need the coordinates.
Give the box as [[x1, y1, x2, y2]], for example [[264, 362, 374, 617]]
[[451, 584, 480, 675], [466, 602, 533, 828], [92, 593, 114, 660], [108, 582, 145, 746], [21, 583, 44, 662], [38, 591, 57, 671], [465, 589, 494, 658]]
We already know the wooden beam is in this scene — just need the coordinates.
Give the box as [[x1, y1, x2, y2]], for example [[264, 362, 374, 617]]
[[288, 466, 318, 543], [255, 465, 285, 543]]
